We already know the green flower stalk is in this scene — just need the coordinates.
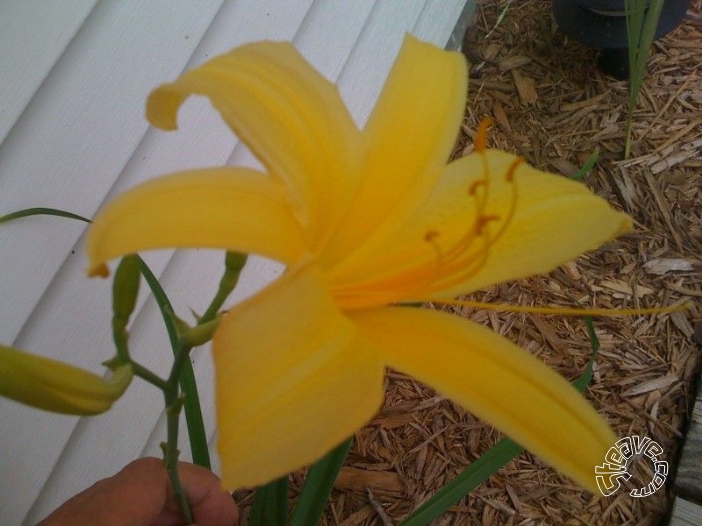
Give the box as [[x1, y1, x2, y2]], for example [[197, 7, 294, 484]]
[[0, 344, 132, 415]]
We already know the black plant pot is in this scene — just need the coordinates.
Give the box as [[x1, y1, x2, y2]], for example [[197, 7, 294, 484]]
[[552, 0, 689, 79]]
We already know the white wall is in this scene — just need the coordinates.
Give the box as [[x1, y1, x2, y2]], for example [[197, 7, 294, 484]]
[[0, 1, 474, 523]]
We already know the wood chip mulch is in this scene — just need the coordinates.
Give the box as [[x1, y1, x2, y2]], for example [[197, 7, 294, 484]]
[[236, 1, 702, 524]]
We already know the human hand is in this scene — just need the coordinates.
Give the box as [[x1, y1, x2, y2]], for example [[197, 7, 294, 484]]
[[37, 457, 239, 526]]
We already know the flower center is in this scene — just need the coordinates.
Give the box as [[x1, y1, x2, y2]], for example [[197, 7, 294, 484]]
[[405, 128, 522, 298], [333, 118, 521, 309]]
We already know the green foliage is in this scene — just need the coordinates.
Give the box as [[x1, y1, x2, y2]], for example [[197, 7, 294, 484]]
[[624, 0, 664, 159], [289, 439, 353, 526]]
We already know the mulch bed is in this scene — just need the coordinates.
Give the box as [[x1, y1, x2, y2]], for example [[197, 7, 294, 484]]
[[236, 1, 702, 524]]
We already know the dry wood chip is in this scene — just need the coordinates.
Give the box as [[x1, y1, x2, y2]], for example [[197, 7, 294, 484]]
[[644, 169, 685, 251], [366, 488, 394, 526], [493, 101, 511, 131], [643, 258, 698, 275], [504, 484, 525, 515], [373, 413, 417, 429], [560, 93, 608, 112], [335, 467, 403, 495], [669, 311, 695, 339], [511, 69, 538, 105], [336, 506, 375, 526], [499, 55, 532, 72], [622, 373, 679, 397], [651, 148, 699, 174], [530, 314, 567, 353], [594, 279, 655, 296]]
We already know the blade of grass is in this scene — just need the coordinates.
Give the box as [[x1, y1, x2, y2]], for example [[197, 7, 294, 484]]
[[399, 317, 601, 526], [569, 148, 600, 181], [485, 0, 514, 38], [250, 476, 289, 526], [624, 0, 664, 159], [0, 207, 91, 224], [289, 438, 353, 526]]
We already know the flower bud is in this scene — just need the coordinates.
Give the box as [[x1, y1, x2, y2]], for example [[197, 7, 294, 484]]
[[0, 344, 133, 415]]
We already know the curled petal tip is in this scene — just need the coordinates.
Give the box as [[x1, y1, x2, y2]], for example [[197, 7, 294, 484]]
[[146, 87, 182, 130], [88, 263, 110, 279], [620, 214, 634, 234]]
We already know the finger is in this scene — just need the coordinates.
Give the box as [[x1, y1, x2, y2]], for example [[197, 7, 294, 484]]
[[38, 457, 239, 526], [36, 458, 168, 526], [172, 461, 239, 526]]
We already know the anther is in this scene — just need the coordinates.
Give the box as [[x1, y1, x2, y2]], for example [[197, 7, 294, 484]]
[[476, 215, 500, 236], [475, 117, 494, 152], [468, 180, 486, 196], [424, 230, 440, 243]]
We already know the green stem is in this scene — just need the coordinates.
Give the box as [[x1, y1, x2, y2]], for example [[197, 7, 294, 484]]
[[130, 361, 169, 391], [138, 257, 211, 470], [168, 342, 193, 386], [162, 393, 193, 524]]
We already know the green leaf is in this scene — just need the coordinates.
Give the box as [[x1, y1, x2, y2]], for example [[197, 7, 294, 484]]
[[624, 0, 664, 159], [486, 0, 514, 38], [399, 318, 601, 525], [570, 149, 600, 181], [290, 438, 353, 526], [250, 475, 289, 526], [0, 207, 91, 225], [573, 316, 600, 391], [399, 438, 522, 526]]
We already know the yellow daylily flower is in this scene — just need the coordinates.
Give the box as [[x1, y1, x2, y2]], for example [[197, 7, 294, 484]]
[[87, 35, 631, 492], [0, 344, 132, 415]]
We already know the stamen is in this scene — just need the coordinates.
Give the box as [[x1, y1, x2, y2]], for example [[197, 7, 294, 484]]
[[332, 119, 525, 310], [475, 117, 494, 153], [475, 215, 500, 236], [505, 157, 524, 182], [428, 299, 694, 317]]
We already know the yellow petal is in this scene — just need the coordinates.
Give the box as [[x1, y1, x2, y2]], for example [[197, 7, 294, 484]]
[[213, 264, 384, 490], [87, 167, 306, 275], [147, 41, 362, 249], [330, 150, 632, 307], [432, 150, 632, 296], [323, 35, 467, 268], [352, 307, 616, 493], [0, 344, 133, 415]]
